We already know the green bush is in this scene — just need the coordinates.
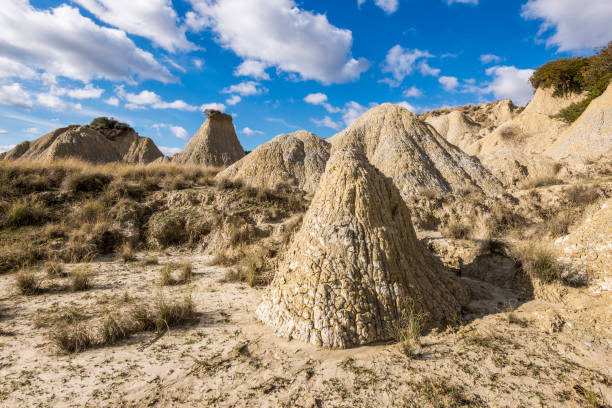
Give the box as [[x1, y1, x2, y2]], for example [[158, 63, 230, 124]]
[[531, 41, 612, 123], [90, 117, 133, 132]]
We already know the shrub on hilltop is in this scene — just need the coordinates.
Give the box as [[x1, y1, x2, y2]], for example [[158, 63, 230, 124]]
[[90, 117, 133, 132]]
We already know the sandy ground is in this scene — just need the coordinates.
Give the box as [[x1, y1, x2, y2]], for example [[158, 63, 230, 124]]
[[0, 252, 610, 408]]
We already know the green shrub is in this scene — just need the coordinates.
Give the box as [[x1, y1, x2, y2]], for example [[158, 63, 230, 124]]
[[530, 57, 588, 95], [90, 117, 133, 131]]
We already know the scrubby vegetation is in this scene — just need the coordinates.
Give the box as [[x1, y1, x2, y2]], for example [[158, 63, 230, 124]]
[[0, 159, 306, 277], [90, 117, 133, 132], [530, 41, 612, 122]]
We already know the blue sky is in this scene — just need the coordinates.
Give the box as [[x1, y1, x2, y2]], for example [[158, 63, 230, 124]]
[[0, 0, 610, 154]]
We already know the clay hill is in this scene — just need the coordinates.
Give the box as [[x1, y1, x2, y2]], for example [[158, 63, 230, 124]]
[[216, 130, 330, 193], [426, 83, 612, 186], [329, 103, 503, 199], [256, 146, 468, 348], [172, 110, 245, 167], [1, 119, 163, 164], [421, 99, 521, 152]]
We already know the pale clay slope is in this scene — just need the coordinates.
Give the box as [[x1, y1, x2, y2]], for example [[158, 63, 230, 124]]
[[256, 146, 469, 348], [216, 130, 330, 193], [555, 198, 612, 292], [329, 103, 503, 198], [172, 111, 245, 167], [423, 99, 520, 152], [1, 126, 163, 164], [467, 87, 584, 157], [546, 83, 612, 160]]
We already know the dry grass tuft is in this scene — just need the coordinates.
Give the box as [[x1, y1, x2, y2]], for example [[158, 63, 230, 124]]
[[565, 185, 599, 206], [130, 291, 195, 333], [519, 175, 562, 190], [392, 300, 425, 358], [70, 269, 91, 292], [45, 261, 67, 278], [16, 269, 42, 295], [513, 243, 561, 284], [5, 200, 49, 227], [100, 312, 133, 345], [50, 323, 93, 354], [159, 262, 193, 286], [120, 243, 136, 263], [443, 220, 471, 240]]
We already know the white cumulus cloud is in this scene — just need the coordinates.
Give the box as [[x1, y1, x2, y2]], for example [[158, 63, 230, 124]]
[[483, 66, 535, 106], [241, 127, 264, 135], [439, 76, 460, 91], [234, 60, 270, 80], [0, 1, 173, 84], [0, 83, 33, 109], [187, 0, 369, 84], [120, 88, 198, 111], [226, 95, 242, 106], [311, 116, 343, 130], [480, 54, 502, 64], [357, 0, 399, 14], [222, 81, 264, 96], [402, 86, 423, 98], [445, 0, 478, 5], [159, 146, 182, 156], [201, 102, 227, 112], [381, 46, 439, 86], [304, 93, 340, 113], [74, 0, 193, 52], [0, 145, 16, 153], [522, 0, 612, 52]]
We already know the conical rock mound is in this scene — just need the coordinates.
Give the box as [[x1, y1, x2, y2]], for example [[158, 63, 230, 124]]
[[329, 103, 502, 199], [172, 111, 244, 167], [1, 126, 162, 164], [216, 130, 330, 192], [256, 146, 468, 348]]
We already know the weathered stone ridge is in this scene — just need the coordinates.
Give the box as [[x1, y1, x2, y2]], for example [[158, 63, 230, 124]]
[[217, 130, 330, 192]]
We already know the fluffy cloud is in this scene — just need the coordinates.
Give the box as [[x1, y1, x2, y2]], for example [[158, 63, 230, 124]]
[[357, 0, 399, 14], [483, 66, 534, 106], [480, 54, 502, 64], [241, 127, 264, 135], [201, 102, 227, 112], [311, 116, 343, 130], [234, 60, 270, 80], [159, 146, 182, 156], [222, 81, 264, 96], [55, 84, 104, 99], [153, 123, 190, 139], [439, 76, 459, 91], [74, 0, 192, 52], [0, 56, 37, 79], [0, 129, 7, 134], [187, 0, 369, 84], [0, 1, 173, 84], [522, 0, 612, 52], [120, 88, 198, 111], [381, 46, 439, 86], [104, 97, 119, 106], [37, 93, 67, 110], [0, 83, 33, 108], [0, 145, 16, 153], [226, 95, 242, 106], [402, 86, 423, 98], [304, 93, 340, 113]]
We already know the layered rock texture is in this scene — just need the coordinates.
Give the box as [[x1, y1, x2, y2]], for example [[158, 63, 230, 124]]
[[256, 146, 468, 348], [329, 103, 503, 198], [172, 110, 245, 167], [555, 198, 612, 292], [216, 130, 330, 193], [2, 126, 163, 164]]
